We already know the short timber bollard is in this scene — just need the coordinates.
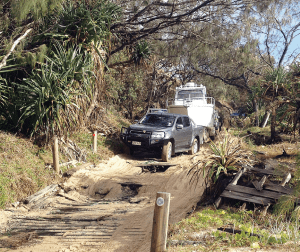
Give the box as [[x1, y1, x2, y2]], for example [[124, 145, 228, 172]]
[[150, 192, 171, 252], [52, 136, 59, 174], [93, 131, 97, 153]]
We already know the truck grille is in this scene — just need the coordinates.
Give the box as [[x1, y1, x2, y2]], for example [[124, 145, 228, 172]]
[[129, 130, 151, 138], [130, 130, 150, 134]]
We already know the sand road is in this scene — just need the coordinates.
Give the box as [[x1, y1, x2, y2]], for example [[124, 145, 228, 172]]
[[0, 148, 209, 252]]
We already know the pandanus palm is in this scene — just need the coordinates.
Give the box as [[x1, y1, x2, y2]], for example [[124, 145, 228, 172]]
[[17, 44, 93, 140], [188, 131, 255, 185]]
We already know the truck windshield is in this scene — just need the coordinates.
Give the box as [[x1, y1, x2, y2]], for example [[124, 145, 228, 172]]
[[177, 90, 203, 99], [140, 114, 175, 127]]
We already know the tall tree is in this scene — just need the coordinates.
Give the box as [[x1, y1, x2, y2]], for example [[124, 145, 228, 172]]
[[252, 0, 300, 68], [251, 0, 300, 139]]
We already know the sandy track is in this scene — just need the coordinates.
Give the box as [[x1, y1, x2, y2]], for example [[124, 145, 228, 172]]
[[0, 147, 210, 252]]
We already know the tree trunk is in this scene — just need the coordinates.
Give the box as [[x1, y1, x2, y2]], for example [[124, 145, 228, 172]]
[[270, 106, 276, 142], [147, 69, 156, 108], [253, 99, 259, 126], [293, 99, 300, 136], [294, 108, 300, 135], [85, 91, 98, 122], [260, 110, 270, 128], [130, 100, 133, 119]]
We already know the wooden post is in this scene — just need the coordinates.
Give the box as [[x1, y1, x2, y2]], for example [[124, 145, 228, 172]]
[[53, 136, 59, 174], [93, 131, 97, 153], [151, 192, 171, 252], [261, 203, 271, 216]]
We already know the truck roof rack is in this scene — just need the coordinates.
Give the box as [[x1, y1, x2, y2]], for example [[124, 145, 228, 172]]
[[147, 108, 168, 114]]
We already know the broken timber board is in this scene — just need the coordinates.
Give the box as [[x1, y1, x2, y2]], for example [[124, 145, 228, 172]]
[[221, 190, 274, 206], [231, 167, 247, 185], [246, 167, 275, 175], [214, 167, 247, 208], [246, 166, 287, 176], [225, 184, 286, 200], [216, 166, 292, 208], [252, 175, 267, 191], [24, 184, 58, 204], [264, 183, 293, 194]]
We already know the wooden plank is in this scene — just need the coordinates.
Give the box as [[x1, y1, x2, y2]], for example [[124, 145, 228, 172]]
[[24, 184, 58, 204], [252, 181, 260, 191], [264, 183, 293, 194], [246, 167, 275, 175], [246, 166, 287, 176], [226, 184, 284, 199], [252, 175, 267, 191], [221, 190, 274, 205], [215, 167, 247, 208], [30, 196, 51, 209]]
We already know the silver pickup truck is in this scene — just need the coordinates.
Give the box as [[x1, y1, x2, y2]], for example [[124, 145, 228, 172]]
[[120, 112, 204, 161]]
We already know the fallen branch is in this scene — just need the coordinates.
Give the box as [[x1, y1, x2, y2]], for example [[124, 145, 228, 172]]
[[0, 29, 32, 70]]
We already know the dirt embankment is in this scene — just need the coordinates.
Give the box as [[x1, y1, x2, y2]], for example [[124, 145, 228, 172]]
[[0, 146, 211, 252]]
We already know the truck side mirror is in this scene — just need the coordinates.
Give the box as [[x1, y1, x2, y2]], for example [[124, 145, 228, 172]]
[[176, 124, 183, 129]]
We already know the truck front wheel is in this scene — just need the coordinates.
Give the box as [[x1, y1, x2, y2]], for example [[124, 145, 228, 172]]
[[188, 138, 198, 155], [203, 128, 209, 142], [124, 145, 134, 156], [161, 141, 172, 162]]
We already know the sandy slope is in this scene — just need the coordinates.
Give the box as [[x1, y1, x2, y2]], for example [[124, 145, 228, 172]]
[[0, 146, 210, 252]]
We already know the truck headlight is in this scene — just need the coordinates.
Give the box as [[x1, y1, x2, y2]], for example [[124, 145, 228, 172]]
[[151, 132, 165, 139]]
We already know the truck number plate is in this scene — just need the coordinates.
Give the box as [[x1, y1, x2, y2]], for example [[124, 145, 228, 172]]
[[132, 141, 141, 146]]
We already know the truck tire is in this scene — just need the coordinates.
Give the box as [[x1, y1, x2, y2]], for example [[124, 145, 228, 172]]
[[203, 128, 209, 142], [130, 148, 134, 156], [188, 138, 198, 155], [124, 145, 134, 156], [161, 141, 172, 162]]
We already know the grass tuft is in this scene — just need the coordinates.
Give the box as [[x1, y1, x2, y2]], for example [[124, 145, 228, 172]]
[[168, 207, 300, 251]]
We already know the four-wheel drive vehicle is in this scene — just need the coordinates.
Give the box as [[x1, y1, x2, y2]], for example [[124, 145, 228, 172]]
[[120, 112, 204, 162]]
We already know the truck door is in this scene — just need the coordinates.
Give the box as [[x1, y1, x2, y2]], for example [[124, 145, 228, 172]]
[[182, 116, 193, 148], [173, 117, 185, 150]]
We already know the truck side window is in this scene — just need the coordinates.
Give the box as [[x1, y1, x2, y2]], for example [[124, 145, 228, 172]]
[[176, 117, 183, 125], [183, 117, 190, 127]]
